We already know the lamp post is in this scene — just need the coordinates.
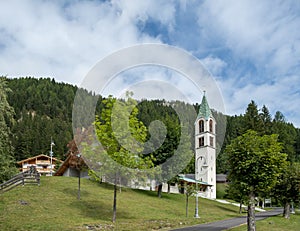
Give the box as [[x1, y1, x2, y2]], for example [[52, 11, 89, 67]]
[[194, 155, 202, 218], [291, 201, 295, 214], [194, 181, 200, 218], [50, 138, 55, 176]]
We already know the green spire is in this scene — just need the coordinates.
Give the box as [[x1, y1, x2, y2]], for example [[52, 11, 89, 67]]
[[197, 92, 213, 120]]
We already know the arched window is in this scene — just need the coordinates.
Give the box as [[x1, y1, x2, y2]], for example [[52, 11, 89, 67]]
[[210, 136, 214, 147], [209, 119, 213, 133], [199, 137, 204, 147], [199, 120, 204, 133]]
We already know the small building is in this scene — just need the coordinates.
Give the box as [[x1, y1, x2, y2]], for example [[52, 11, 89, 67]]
[[17, 154, 62, 176], [216, 174, 228, 183], [54, 153, 89, 178]]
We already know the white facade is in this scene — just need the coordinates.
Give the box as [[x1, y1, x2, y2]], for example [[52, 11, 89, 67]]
[[195, 96, 217, 199]]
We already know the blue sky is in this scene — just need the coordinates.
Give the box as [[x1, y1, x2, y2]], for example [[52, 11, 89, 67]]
[[0, 0, 300, 127]]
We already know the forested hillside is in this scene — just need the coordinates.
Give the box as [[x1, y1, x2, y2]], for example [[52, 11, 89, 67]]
[[5, 77, 300, 172], [7, 77, 76, 161]]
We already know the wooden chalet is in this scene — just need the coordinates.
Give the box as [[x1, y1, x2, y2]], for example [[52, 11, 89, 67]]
[[17, 154, 62, 176], [54, 153, 89, 178]]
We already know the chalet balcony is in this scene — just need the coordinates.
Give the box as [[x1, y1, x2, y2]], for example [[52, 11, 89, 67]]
[[36, 160, 51, 165]]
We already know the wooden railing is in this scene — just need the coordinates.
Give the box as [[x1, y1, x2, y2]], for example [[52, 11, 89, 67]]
[[0, 166, 40, 193]]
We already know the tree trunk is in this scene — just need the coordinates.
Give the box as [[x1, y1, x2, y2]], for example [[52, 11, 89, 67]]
[[77, 169, 81, 200], [167, 183, 171, 194], [283, 202, 290, 219], [112, 177, 117, 223], [186, 194, 189, 217], [247, 191, 256, 231], [157, 184, 163, 198]]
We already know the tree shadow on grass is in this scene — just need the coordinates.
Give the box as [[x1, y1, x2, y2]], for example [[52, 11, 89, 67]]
[[132, 188, 181, 200], [215, 204, 241, 214], [62, 187, 91, 198], [69, 199, 134, 221]]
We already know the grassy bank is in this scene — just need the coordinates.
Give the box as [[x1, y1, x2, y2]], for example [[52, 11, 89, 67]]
[[229, 212, 300, 231], [0, 176, 242, 230]]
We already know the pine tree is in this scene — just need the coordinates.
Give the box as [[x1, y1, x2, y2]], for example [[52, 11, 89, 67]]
[[242, 100, 263, 134], [0, 77, 18, 182], [259, 105, 272, 135]]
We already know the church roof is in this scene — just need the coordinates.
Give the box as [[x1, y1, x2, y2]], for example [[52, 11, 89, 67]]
[[197, 93, 213, 120], [178, 175, 212, 186]]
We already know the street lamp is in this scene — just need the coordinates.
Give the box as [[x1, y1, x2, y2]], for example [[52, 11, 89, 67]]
[[194, 155, 204, 218], [194, 181, 200, 218]]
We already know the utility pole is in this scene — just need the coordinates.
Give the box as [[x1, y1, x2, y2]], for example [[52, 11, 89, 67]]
[[50, 138, 55, 176], [77, 153, 81, 200]]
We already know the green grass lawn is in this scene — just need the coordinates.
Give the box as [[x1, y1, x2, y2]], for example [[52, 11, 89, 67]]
[[0, 176, 242, 230], [228, 212, 300, 231]]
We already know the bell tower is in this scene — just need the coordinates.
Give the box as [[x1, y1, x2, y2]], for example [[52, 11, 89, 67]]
[[195, 92, 216, 199]]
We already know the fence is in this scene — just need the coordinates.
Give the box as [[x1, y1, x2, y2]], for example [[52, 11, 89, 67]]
[[0, 166, 40, 193]]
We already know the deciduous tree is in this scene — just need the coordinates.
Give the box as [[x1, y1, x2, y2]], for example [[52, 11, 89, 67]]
[[85, 94, 155, 222], [272, 162, 300, 219], [226, 130, 287, 231]]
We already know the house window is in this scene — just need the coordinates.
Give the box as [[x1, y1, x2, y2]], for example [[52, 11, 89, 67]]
[[199, 137, 204, 147], [209, 119, 213, 133], [210, 136, 214, 147], [199, 120, 204, 133]]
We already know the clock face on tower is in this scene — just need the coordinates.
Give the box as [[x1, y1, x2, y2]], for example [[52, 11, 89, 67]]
[[198, 155, 207, 174]]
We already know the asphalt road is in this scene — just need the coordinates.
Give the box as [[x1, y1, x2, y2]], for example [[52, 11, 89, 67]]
[[171, 208, 283, 231]]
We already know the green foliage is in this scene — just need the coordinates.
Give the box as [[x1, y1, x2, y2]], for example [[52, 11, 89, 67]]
[[226, 130, 287, 194], [0, 77, 18, 182], [6, 77, 77, 160], [272, 162, 300, 207], [242, 100, 264, 134], [86, 94, 156, 222], [217, 101, 300, 174], [93, 95, 155, 173], [272, 117, 297, 162], [226, 130, 288, 230], [137, 100, 196, 180]]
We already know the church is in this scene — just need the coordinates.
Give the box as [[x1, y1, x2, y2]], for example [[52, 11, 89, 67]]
[[194, 92, 217, 199]]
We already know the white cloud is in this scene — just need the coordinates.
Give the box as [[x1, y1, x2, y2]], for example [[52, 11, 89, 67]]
[[0, 0, 164, 84], [221, 74, 300, 126], [0, 0, 299, 126], [198, 0, 300, 78], [200, 56, 227, 76]]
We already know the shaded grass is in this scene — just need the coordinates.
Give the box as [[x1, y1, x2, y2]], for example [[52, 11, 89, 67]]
[[0, 176, 242, 230]]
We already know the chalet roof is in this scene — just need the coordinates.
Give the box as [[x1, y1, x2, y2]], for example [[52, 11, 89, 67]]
[[197, 93, 213, 121], [54, 154, 87, 176], [17, 154, 62, 164]]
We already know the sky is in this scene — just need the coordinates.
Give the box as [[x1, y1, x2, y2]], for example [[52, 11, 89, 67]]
[[1, 0, 300, 127]]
